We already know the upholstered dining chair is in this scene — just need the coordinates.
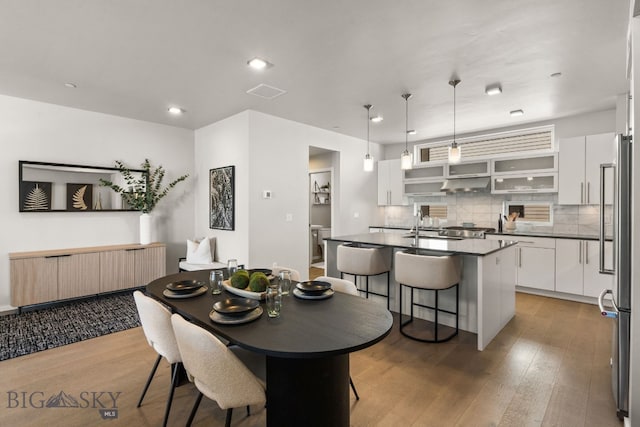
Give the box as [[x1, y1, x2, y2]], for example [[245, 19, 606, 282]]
[[315, 275, 361, 400], [271, 265, 301, 281], [132, 291, 182, 427], [170, 314, 267, 427]]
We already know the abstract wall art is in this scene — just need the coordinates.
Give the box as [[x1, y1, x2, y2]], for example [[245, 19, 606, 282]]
[[209, 166, 235, 230]]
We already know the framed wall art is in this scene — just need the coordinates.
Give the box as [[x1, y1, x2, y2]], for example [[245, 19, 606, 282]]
[[209, 165, 235, 230], [20, 181, 52, 211], [66, 183, 93, 211]]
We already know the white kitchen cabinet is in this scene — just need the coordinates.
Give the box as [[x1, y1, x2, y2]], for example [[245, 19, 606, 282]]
[[491, 236, 556, 291], [555, 239, 614, 297], [555, 240, 584, 295], [558, 133, 614, 205], [517, 246, 556, 291], [378, 159, 407, 206], [583, 240, 614, 298], [446, 160, 490, 178]]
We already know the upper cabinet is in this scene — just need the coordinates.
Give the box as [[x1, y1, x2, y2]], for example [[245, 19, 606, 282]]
[[378, 159, 408, 206], [402, 162, 446, 197], [558, 133, 614, 205], [490, 153, 558, 194]]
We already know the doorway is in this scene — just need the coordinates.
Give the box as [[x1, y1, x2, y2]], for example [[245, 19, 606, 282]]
[[309, 146, 338, 270]]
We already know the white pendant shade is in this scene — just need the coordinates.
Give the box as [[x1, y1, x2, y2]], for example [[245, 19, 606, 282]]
[[400, 150, 413, 170], [448, 145, 461, 163], [363, 154, 375, 172]]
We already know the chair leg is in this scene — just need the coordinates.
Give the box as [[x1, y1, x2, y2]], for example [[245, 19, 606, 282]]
[[365, 275, 369, 299], [350, 376, 360, 400], [225, 408, 234, 427], [386, 271, 390, 310], [162, 362, 179, 427], [434, 289, 439, 342], [246, 405, 251, 416], [137, 354, 162, 407], [186, 391, 203, 427]]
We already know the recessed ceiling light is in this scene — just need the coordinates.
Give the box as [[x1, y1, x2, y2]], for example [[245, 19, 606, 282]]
[[550, 72, 562, 78], [510, 109, 524, 117], [64, 82, 77, 88], [407, 130, 416, 135], [485, 85, 502, 96], [370, 115, 383, 123], [247, 57, 272, 70], [168, 107, 185, 115]]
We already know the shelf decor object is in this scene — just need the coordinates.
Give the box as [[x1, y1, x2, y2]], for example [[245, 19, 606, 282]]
[[100, 159, 189, 244], [209, 165, 235, 230], [20, 181, 52, 211], [66, 183, 93, 211]]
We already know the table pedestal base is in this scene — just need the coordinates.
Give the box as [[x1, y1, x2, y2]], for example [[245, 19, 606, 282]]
[[266, 354, 349, 427]]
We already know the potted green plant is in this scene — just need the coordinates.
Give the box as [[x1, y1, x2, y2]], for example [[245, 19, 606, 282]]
[[100, 159, 188, 244]]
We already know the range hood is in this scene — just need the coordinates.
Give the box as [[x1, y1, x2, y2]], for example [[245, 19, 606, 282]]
[[440, 177, 490, 192]]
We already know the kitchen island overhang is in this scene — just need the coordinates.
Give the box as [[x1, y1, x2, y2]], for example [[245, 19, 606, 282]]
[[324, 233, 518, 351]]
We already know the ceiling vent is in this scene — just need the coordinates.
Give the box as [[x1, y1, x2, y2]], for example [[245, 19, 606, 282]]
[[246, 83, 287, 100]]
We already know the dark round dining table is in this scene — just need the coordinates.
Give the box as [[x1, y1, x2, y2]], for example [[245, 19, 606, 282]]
[[146, 270, 393, 427]]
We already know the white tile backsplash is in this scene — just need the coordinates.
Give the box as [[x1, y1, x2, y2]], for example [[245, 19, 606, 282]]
[[383, 193, 612, 235]]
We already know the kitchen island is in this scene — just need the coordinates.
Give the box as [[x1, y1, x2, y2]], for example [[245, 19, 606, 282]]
[[325, 233, 518, 351]]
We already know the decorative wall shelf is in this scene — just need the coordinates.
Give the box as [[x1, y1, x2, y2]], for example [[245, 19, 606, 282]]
[[19, 160, 146, 212]]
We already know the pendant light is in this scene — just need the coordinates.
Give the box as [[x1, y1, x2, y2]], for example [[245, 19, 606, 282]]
[[400, 93, 413, 170], [448, 79, 462, 164], [363, 104, 374, 172]]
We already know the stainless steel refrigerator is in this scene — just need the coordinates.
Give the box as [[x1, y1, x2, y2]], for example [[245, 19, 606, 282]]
[[598, 133, 632, 420]]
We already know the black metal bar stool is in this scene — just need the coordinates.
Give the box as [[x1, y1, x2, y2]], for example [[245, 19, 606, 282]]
[[395, 250, 461, 343], [336, 243, 392, 309]]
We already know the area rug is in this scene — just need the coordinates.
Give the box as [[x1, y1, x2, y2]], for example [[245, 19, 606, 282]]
[[0, 292, 140, 361]]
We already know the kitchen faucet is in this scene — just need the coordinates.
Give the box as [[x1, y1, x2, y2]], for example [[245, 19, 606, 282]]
[[412, 210, 423, 246]]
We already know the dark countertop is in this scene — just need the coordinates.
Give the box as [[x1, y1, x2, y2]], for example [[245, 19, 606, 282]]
[[368, 225, 605, 241], [326, 233, 517, 256]]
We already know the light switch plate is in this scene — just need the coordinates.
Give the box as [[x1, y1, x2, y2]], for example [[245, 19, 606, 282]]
[[285, 213, 293, 222], [263, 190, 272, 199]]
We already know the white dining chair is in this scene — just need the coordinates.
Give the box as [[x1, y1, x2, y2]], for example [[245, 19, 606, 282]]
[[315, 276, 361, 400], [271, 265, 301, 281], [133, 291, 182, 427], [170, 314, 267, 427]]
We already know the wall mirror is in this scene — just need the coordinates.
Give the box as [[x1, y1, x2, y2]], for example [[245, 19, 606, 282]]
[[19, 161, 146, 212]]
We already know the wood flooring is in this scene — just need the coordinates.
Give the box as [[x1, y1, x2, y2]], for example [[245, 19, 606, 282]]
[[0, 292, 621, 427]]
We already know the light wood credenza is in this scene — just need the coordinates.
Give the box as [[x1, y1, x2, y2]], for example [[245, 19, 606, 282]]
[[9, 242, 166, 307]]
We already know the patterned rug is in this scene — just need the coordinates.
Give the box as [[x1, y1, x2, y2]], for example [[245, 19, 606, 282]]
[[0, 292, 140, 361]]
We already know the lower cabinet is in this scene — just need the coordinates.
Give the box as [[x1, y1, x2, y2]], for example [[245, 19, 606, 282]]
[[517, 245, 556, 291], [10, 243, 166, 307], [555, 239, 613, 297]]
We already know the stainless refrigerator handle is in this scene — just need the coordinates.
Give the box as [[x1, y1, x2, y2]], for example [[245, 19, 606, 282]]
[[598, 288, 618, 318], [599, 163, 615, 275]]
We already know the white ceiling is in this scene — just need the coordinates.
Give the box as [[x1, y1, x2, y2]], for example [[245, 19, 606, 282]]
[[0, 0, 630, 144]]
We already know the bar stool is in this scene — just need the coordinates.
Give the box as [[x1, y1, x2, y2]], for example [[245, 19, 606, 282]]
[[395, 251, 461, 343], [337, 244, 392, 309]]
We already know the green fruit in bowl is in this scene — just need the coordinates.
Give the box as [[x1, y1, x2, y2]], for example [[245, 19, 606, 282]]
[[249, 272, 269, 292], [230, 272, 250, 289], [236, 269, 249, 277]]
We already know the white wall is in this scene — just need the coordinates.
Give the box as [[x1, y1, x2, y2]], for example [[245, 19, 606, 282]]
[[0, 95, 195, 310], [194, 111, 251, 265], [193, 110, 383, 280]]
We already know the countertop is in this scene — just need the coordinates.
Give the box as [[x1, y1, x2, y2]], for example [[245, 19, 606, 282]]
[[368, 225, 605, 241], [326, 233, 517, 256]]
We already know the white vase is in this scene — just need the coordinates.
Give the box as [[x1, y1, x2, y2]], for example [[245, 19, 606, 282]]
[[139, 213, 152, 245]]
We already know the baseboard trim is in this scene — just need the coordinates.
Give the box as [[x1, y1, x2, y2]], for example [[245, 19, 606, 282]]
[[0, 305, 19, 316]]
